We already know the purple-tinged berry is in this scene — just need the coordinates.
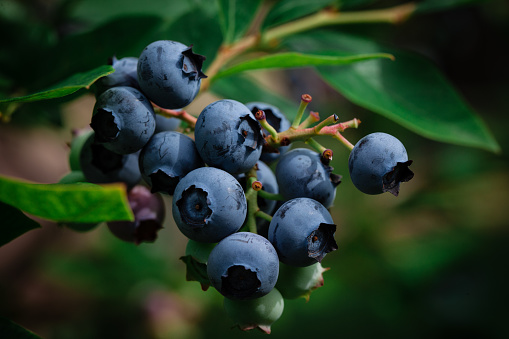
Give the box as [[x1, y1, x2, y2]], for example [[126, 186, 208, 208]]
[[107, 185, 165, 244], [94, 56, 140, 96]]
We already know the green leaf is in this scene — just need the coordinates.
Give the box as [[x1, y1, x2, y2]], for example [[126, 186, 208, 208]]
[[211, 74, 299, 119], [216, 0, 262, 44], [0, 317, 42, 339], [0, 201, 41, 247], [284, 31, 500, 152], [338, 0, 377, 10], [263, 0, 337, 28], [416, 0, 488, 13], [214, 51, 394, 79], [162, 7, 223, 62], [0, 175, 134, 223], [0, 65, 113, 104]]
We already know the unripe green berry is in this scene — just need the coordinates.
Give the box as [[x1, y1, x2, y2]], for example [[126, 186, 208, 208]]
[[276, 262, 328, 301], [223, 287, 284, 334]]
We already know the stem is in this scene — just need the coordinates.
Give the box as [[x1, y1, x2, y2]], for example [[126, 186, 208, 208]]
[[314, 114, 339, 132], [261, 2, 417, 45], [257, 190, 285, 201], [255, 210, 273, 222], [306, 138, 327, 154], [244, 173, 260, 234], [334, 133, 355, 151], [298, 111, 320, 129], [153, 106, 197, 128], [291, 94, 312, 128], [200, 2, 417, 91]]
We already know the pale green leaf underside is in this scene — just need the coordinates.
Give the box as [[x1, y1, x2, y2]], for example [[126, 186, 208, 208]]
[[0, 175, 133, 223], [0, 65, 114, 104], [214, 52, 394, 80]]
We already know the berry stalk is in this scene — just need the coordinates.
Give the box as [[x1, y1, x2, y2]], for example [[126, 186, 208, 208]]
[[153, 105, 197, 129]]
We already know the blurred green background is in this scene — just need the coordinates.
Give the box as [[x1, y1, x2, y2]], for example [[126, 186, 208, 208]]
[[1, 0, 508, 338]]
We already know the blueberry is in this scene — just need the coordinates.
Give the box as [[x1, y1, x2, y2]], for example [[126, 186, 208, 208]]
[[275, 148, 341, 208], [137, 40, 207, 109], [172, 167, 247, 243], [207, 232, 279, 300], [139, 131, 204, 195], [79, 132, 141, 189], [268, 198, 338, 267], [90, 86, 156, 154], [155, 114, 181, 133], [245, 102, 291, 164], [107, 185, 165, 244], [94, 56, 140, 96], [223, 287, 284, 334], [275, 262, 328, 301], [348, 132, 414, 196], [194, 99, 264, 174]]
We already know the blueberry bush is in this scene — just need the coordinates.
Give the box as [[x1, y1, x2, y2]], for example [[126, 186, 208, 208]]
[[1, 0, 507, 338]]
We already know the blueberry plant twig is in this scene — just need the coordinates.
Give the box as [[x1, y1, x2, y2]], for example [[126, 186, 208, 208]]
[[152, 105, 197, 129], [244, 169, 261, 234], [200, 2, 417, 91]]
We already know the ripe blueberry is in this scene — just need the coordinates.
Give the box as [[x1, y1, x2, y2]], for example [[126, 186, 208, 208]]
[[79, 132, 141, 189], [138, 131, 204, 195], [90, 86, 156, 154], [194, 99, 264, 174], [94, 56, 140, 96], [137, 40, 207, 109], [172, 167, 247, 243], [275, 148, 341, 208], [348, 132, 414, 196], [207, 232, 279, 300], [268, 198, 338, 267]]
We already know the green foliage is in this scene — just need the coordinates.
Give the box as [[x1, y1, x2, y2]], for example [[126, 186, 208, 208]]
[[285, 31, 500, 152], [213, 51, 394, 79], [0, 175, 134, 223], [0, 0, 505, 335], [0, 201, 41, 247], [0, 317, 42, 339], [0, 66, 114, 104]]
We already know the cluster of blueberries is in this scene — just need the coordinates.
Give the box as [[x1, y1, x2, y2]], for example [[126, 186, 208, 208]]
[[68, 39, 414, 333]]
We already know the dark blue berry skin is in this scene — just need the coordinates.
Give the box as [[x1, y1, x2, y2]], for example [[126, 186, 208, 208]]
[[275, 148, 341, 209], [245, 102, 291, 164], [94, 56, 140, 96], [194, 99, 264, 174], [137, 40, 207, 109], [107, 185, 165, 244], [348, 132, 414, 196], [207, 232, 279, 300], [268, 198, 338, 267], [90, 86, 156, 154], [172, 167, 247, 243], [155, 114, 180, 133], [79, 132, 141, 189], [139, 131, 204, 195]]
